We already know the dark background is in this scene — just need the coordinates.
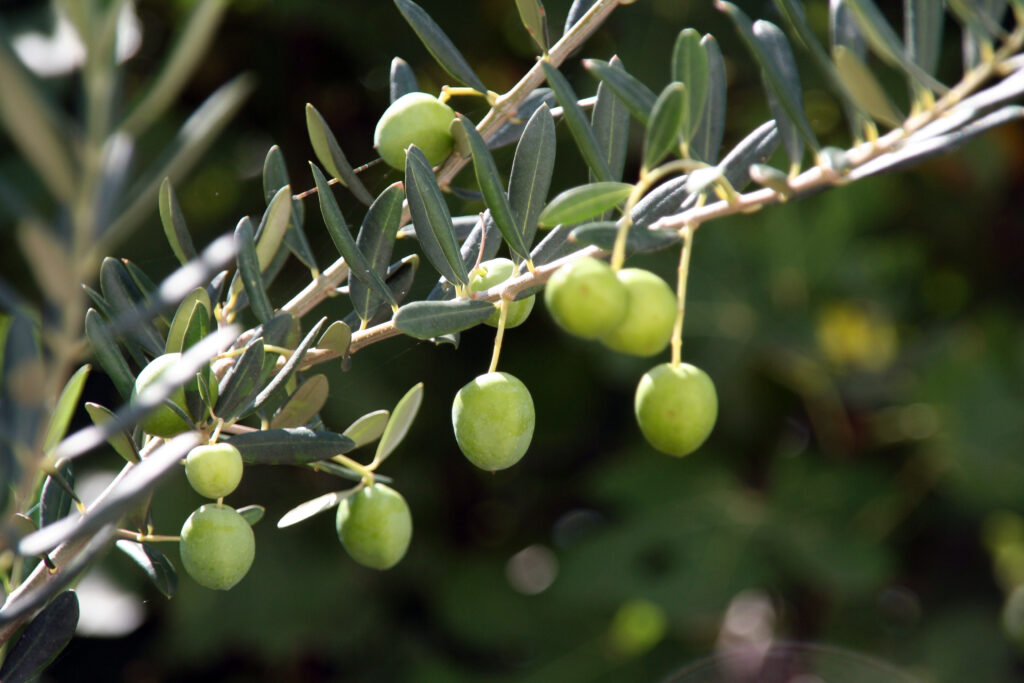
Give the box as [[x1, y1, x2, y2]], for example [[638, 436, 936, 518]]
[[3, 0, 1024, 680]]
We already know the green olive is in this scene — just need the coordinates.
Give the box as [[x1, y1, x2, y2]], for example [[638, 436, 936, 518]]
[[601, 268, 677, 357], [452, 371, 535, 471], [179, 504, 255, 590], [634, 362, 717, 456], [543, 257, 628, 339], [131, 353, 190, 438], [185, 443, 244, 499], [336, 483, 412, 570], [374, 92, 456, 170], [469, 257, 536, 328]]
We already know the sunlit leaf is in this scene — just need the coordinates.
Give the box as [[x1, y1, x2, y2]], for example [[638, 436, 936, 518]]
[[158, 178, 196, 267], [270, 374, 329, 429], [234, 217, 275, 322], [343, 410, 391, 449], [539, 182, 633, 227], [590, 57, 631, 183], [582, 57, 657, 126], [673, 28, 709, 149], [394, 0, 488, 93], [644, 82, 687, 171], [691, 34, 727, 164], [84, 402, 140, 464], [42, 364, 91, 454], [372, 383, 424, 467], [833, 45, 904, 127], [263, 145, 316, 272], [278, 488, 358, 528], [395, 298, 497, 339], [516, 0, 550, 54], [542, 61, 614, 182], [305, 103, 374, 205], [390, 56, 419, 102]]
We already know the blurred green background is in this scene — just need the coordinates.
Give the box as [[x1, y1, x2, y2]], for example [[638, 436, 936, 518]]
[[3, 0, 1024, 680]]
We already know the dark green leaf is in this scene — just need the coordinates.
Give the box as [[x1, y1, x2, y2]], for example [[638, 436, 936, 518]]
[[691, 34, 727, 164], [581, 58, 657, 126], [40, 463, 76, 527], [84, 402, 140, 464], [390, 57, 419, 102], [270, 374, 329, 429], [590, 57, 631, 183], [542, 61, 614, 182], [489, 88, 557, 149], [570, 220, 680, 254], [905, 0, 945, 78], [457, 116, 533, 262], [343, 410, 391, 449], [234, 217, 275, 323], [394, 298, 497, 339], [252, 317, 327, 414], [228, 427, 357, 464], [351, 183, 405, 322], [516, 0, 550, 54], [348, 254, 421, 328], [831, 0, 867, 57], [673, 29, 709, 150], [165, 288, 212, 354], [100, 258, 164, 356], [278, 488, 356, 529], [158, 179, 197, 267], [305, 103, 374, 206], [644, 82, 687, 171], [405, 147, 470, 288], [833, 45, 904, 127], [0, 591, 78, 682], [216, 338, 266, 422], [394, 0, 488, 93], [509, 104, 557, 254], [116, 540, 177, 599], [237, 505, 266, 526], [42, 364, 91, 453], [539, 182, 633, 227], [263, 145, 316, 272], [372, 383, 424, 467], [530, 224, 576, 266], [84, 308, 134, 400], [564, 0, 597, 34]]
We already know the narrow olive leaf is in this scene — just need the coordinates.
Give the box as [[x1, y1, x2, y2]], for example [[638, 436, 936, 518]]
[[831, 0, 867, 57], [84, 309, 134, 400], [234, 217, 275, 323], [749, 162, 795, 195], [165, 288, 212, 354], [394, 0, 488, 92], [278, 488, 358, 529], [216, 338, 266, 421], [263, 145, 316, 272], [351, 183, 405, 322], [405, 147, 470, 288], [489, 88, 558, 149], [516, 0, 550, 54], [948, 0, 1008, 42], [305, 103, 373, 205], [42, 364, 91, 454], [252, 317, 327, 413], [84, 402, 140, 463], [0, 590, 79, 682], [905, 0, 945, 76], [40, 463, 76, 527], [311, 164, 398, 306], [644, 82, 688, 171], [833, 45, 905, 127], [100, 258, 165, 356], [457, 117, 534, 262], [227, 427, 357, 464], [542, 61, 615, 182], [371, 382, 424, 468], [237, 505, 266, 526], [115, 540, 177, 599], [539, 182, 634, 227], [343, 410, 391, 449], [270, 374, 329, 429], [581, 58, 657, 126], [692, 35, 727, 164], [843, 0, 948, 93], [394, 298, 497, 339], [390, 57, 419, 103], [673, 28, 709, 148], [21, 434, 200, 557], [564, 0, 598, 34], [507, 105, 557, 253], [158, 179, 197, 266], [347, 254, 421, 328], [591, 57, 631, 183], [571, 219, 680, 253], [256, 185, 293, 271]]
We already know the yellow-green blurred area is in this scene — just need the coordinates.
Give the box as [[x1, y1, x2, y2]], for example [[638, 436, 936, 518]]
[[2, 0, 1024, 681]]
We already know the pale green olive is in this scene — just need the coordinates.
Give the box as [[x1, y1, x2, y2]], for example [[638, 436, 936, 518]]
[[469, 258, 536, 328], [336, 483, 412, 570], [452, 371, 535, 471], [543, 257, 628, 339], [374, 92, 456, 169], [185, 443, 244, 499], [601, 268, 677, 357], [634, 362, 717, 456], [131, 353, 190, 438], [179, 504, 255, 590]]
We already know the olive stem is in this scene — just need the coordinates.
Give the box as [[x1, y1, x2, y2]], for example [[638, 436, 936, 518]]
[[670, 226, 694, 369], [116, 529, 181, 543], [487, 299, 511, 374], [332, 453, 375, 485]]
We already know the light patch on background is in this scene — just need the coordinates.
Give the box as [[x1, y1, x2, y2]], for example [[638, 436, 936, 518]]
[[506, 544, 558, 595], [13, 2, 141, 77], [715, 589, 776, 680], [75, 572, 145, 637]]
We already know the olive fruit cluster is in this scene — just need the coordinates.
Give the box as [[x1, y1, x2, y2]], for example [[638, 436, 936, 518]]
[[336, 483, 412, 570], [452, 372, 535, 471], [179, 503, 255, 591], [374, 92, 456, 170]]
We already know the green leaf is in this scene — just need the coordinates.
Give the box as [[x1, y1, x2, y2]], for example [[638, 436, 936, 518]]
[[84, 308, 135, 400], [542, 61, 614, 182], [644, 82, 688, 171], [227, 427, 357, 464], [390, 57, 419, 102], [116, 541, 177, 599], [394, 298, 497, 339], [456, 117, 533, 263], [263, 145, 316, 272], [372, 383, 424, 467], [539, 182, 634, 227], [158, 178, 197, 267], [84, 402, 140, 463], [311, 164, 399, 311], [270, 374, 329, 429], [348, 255, 421, 328], [673, 29, 709, 150], [590, 57, 631, 183], [234, 217, 275, 323], [0, 591, 78, 682], [256, 185, 293, 271], [516, 0, 550, 54], [405, 147, 470, 288], [40, 463, 76, 527], [394, 0, 488, 93], [317, 320, 352, 356], [42, 364, 91, 454], [99, 258, 164, 356], [831, 0, 868, 57], [343, 410, 391, 449], [509, 104, 557, 252], [489, 88, 557, 149], [564, 0, 598, 33], [216, 338, 266, 422], [165, 288, 212, 354], [570, 220, 679, 254], [305, 103, 374, 206], [691, 35, 727, 164], [237, 504, 266, 526], [833, 45, 905, 127], [278, 488, 358, 529], [905, 0, 945, 76], [351, 183, 405, 322], [252, 317, 327, 414], [581, 58, 657, 126]]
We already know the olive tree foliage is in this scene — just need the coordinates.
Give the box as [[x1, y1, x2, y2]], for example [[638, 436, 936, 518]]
[[1, 0, 1023, 676]]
